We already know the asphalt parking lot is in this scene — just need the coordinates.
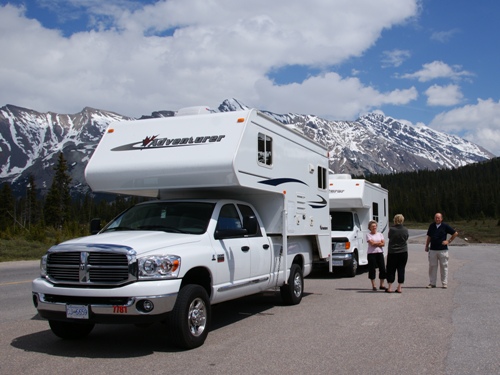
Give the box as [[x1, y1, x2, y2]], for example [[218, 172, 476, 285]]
[[1, 236, 499, 375]]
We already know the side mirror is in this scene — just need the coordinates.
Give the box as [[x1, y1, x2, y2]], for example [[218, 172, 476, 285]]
[[90, 218, 101, 235], [214, 228, 248, 239]]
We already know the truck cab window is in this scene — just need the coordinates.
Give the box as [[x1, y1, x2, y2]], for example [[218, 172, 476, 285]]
[[217, 204, 243, 231], [331, 211, 354, 231], [237, 204, 262, 237]]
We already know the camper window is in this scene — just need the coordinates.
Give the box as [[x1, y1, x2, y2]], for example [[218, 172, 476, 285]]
[[372, 202, 379, 222], [317, 166, 327, 189], [258, 133, 273, 166]]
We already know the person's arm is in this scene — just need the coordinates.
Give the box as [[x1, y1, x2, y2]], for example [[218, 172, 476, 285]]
[[445, 231, 458, 245], [425, 236, 430, 252]]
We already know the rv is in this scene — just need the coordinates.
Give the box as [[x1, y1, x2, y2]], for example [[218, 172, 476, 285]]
[[328, 174, 389, 277], [32, 107, 331, 349]]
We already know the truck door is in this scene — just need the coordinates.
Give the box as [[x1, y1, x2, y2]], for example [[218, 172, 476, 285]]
[[237, 204, 271, 279], [213, 204, 251, 286]]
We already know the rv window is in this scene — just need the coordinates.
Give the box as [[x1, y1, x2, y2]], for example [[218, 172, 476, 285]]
[[317, 166, 327, 189], [258, 133, 272, 166], [372, 202, 379, 222]]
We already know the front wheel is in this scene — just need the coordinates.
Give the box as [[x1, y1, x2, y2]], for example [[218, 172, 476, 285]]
[[48, 320, 95, 339], [346, 253, 358, 277], [280, 264, 304, 305], [168, 284, 211, 350]]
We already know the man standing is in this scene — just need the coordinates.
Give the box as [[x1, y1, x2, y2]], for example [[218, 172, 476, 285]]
[[425, 213, 458, 289]]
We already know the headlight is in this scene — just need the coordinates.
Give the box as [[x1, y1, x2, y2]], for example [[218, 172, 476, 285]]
[[138, 255, 181, 280], [40, 255, 48, 278], [333, 242, 350, 251]]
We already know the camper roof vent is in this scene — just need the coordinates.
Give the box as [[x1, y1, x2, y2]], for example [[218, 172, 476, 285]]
[[176, 106, 214, 116]]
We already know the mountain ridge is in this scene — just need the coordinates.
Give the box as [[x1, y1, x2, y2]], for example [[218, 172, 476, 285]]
[[0, 99, 494, 196]]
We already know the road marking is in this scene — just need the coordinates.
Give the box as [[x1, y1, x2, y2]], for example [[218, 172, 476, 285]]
[[0, 280, 32, 286]]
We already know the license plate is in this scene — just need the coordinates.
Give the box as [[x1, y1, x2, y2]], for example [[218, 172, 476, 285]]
[[66, 304, 89, 320], [332, 260, 344, 266]]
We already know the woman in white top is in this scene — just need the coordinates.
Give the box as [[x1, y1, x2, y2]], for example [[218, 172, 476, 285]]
[[366, 220, 387, 291]]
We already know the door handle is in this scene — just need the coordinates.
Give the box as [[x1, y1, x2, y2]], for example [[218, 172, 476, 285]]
[[241, 246, 250, 252], [263, 244, 270, 249]]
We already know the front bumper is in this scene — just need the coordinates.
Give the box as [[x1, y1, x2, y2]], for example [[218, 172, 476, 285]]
[[32, 277, 181, 323], [331, 253, 354, 267]]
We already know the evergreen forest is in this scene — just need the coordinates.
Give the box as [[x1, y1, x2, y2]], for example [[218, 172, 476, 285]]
[[1, 153, 499, 241], [366, 157, 500, 222]]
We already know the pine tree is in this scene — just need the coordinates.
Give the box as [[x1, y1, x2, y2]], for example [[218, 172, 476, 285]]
[[44, 152, 72, 228], [25, 174, 40, 228], [0, 183, 15, 231]]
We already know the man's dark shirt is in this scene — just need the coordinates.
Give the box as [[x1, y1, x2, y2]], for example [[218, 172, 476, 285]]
[[427, 222, 456, 250]]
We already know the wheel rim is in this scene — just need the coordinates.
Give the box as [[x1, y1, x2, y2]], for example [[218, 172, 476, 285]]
[[292, 272, 302, 297], [188, 297, 207, 337]]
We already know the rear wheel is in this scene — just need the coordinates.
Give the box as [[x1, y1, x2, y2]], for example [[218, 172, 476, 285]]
[[280, 264, 304, 305], [48, 320, 95, 339], [169, 284, 211, 350]]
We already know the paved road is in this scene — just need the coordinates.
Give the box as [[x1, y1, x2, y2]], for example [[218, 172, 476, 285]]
[[1, 238, 499, 375]]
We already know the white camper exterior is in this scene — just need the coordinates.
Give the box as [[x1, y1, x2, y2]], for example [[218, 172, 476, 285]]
[[32, 108, 331, 349], [327, 174, 389, 277]]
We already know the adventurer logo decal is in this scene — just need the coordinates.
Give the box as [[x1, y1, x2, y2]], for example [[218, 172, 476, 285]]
[[111, 134, 226, 151]]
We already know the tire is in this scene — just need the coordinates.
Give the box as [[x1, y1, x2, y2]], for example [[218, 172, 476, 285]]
[[48, 320, 95, 339], [169, 284, 211, 350], [280, 264, 304, 305], [346, 253, 358, 278]]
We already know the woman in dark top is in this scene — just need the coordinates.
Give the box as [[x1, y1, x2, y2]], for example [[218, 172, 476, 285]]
[[386, 214, 409, 293]]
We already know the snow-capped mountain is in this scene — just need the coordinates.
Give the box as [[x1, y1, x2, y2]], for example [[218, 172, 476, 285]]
[[0, 99, 495, 196]]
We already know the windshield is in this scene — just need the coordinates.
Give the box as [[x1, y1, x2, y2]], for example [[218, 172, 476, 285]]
[[331, 211, 354, 231], [102, 201, 215, 235]]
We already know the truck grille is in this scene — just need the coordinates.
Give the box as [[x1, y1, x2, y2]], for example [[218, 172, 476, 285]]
[[46, 247, 137, 286]]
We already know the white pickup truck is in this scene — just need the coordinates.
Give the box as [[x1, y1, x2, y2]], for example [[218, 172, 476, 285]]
[[32, 108, 331, 349]]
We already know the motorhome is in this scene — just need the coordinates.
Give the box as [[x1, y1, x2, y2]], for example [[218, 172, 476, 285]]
[[328, 174, 389, 277], [32, 107, 331, 349]]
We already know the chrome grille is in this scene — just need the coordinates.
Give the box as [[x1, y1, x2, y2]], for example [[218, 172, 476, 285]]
[[46, 247, 136, 286]]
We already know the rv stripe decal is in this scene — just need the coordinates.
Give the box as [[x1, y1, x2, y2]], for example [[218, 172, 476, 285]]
[[308, 195, 327, 209], [258, 178, 308, 187]]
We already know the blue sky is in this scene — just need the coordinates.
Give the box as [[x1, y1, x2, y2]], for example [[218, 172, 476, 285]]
[[1, 0, 499, 155]]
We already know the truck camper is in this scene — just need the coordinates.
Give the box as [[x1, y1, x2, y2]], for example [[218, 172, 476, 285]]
[[32, 107, 332, 349], [327, 174, 389, 277]]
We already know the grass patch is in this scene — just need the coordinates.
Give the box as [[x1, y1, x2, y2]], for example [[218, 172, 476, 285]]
[[1, 219, 499, 263], [0, 238, 49, 262]]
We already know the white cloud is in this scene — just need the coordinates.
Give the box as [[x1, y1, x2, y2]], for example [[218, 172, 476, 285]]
[[381, 49, 411, 68], [430, 28, 460, 43], [400, 61, 473, 82], [430, 99, 500, 156], [255, 73, 418, 119], [0, 0, 419, 117], [425, 84, 464, 106]]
